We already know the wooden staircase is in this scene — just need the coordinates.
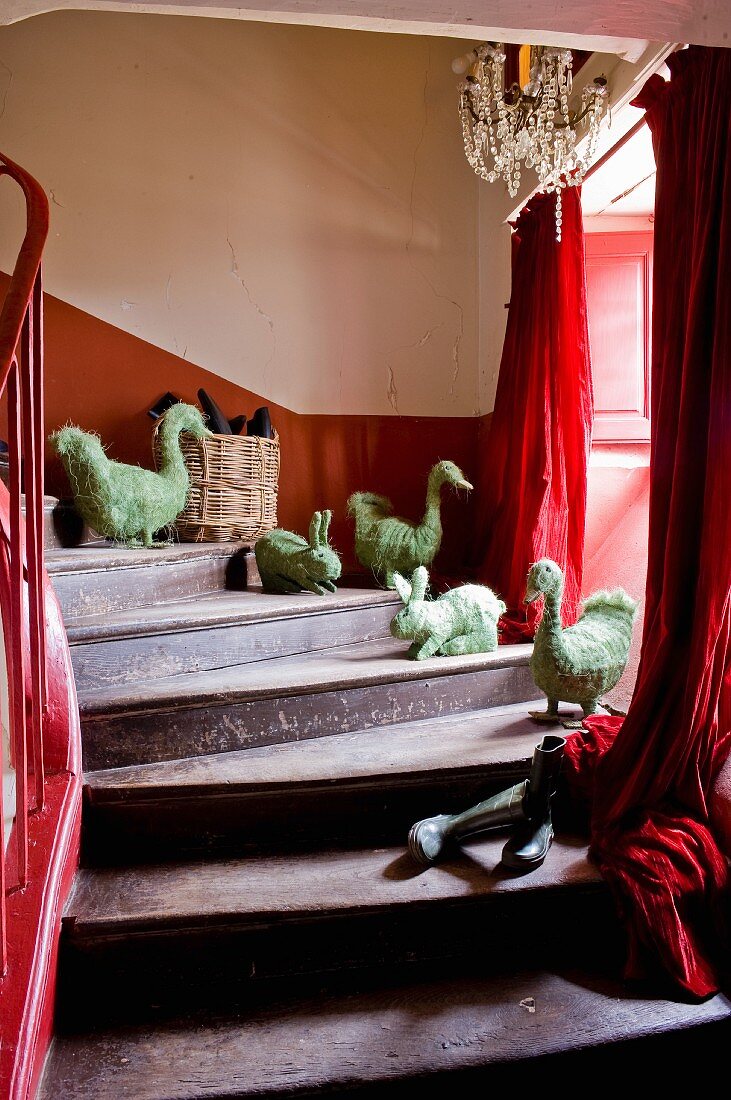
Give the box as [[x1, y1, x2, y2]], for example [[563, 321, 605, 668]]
[[38, 537, 731, 1097]]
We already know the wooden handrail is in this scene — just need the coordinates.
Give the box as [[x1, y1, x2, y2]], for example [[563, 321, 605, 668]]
[[0, 151, 81, 1100], [0, 153, 49, 389]]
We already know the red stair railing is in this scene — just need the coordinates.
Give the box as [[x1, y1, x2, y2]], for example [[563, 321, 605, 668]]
[[0, 153, 82, 1099]]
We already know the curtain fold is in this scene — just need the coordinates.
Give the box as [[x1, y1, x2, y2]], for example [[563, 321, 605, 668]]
[[472, 188, 593, 641], [564, 46, 731, 1000]]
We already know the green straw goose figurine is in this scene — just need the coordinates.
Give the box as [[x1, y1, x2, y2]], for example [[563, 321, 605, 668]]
[[347, 460, 473, 588], [525, 558, 638, 728], [50, 402, 211, 548]]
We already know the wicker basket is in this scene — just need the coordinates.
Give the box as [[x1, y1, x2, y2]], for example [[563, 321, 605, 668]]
[[153, 424, 280, 542]]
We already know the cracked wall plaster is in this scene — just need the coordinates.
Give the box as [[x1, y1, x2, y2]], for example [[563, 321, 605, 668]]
[[0, 58, 12, 120], [226, 236, 277, 389]]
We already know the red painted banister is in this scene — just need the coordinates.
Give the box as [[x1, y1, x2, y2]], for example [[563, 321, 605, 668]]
[[0, 153, 49, 388], [0, 152, 82, 1100]]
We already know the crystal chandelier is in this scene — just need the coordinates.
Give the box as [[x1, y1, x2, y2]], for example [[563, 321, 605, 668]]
[[455, 44, 608, 240]]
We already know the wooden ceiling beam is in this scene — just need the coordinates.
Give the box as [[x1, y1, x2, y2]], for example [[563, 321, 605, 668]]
[[2, 0, 729, 54]]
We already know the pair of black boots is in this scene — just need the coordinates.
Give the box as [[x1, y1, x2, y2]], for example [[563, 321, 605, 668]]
[[197, 389, 273, 438], [148, 391, 273, 439], [408, 734, 566, 871]]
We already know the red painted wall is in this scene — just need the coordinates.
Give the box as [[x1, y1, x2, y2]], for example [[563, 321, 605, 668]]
[[0, 277, 483, 579]]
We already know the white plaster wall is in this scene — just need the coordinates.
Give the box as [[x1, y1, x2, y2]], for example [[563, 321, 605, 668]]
[[0, 12, 516, 416], [478, 188, 512, 414]]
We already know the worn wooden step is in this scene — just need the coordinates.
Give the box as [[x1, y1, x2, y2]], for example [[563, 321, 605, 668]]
[[47, 540, 258, 620], [67, 835, 599, 944], [78, 639, 538, 770], [59, 834, 606, 1022], [41, 963, 731, 1098], [82, 701, 579, 862], [68, 586, 401, 690]]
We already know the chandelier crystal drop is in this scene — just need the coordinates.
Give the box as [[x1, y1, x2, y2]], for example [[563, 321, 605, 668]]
[[458, 44, 608, 241]]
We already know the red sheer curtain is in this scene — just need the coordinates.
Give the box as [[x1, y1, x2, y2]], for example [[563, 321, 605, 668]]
[[472, 188, 593, 641], [564, 46, 731, 1000]]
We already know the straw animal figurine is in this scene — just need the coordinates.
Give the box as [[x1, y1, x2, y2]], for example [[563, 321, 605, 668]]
[[347, 460, 473, 588], [390, 566, 505, 660], [255, 510, 342, 595], [50, 403, 211, 548]]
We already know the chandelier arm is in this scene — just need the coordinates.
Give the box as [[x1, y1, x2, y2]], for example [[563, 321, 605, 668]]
[[461, 94, 602, 132], [463, 103, 482, 126], [553, 99, 603, 131], [462, 94, 537, 128]]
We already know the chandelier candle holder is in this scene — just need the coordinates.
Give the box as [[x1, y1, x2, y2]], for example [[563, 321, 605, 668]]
[[454, 44, 608, 240]]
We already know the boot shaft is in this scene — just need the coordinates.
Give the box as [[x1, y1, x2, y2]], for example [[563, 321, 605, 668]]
[[448, 780, 527, 840], [524, 734, 566, 820]]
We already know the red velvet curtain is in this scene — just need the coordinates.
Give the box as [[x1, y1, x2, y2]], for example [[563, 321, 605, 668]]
[[472, 188, 593, 640], [564, 46, 731, 1000]]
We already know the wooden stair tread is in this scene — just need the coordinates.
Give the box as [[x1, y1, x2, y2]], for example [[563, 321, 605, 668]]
[[66, 835, 599, 939], [84, 702, 565, 800], [78, 638, 534, 716], [40, 968, 731, 1099], [46, 539, 253, 575], [48, 540, 725, 1094], [66, 586, 400, 644], [49, 539, 262, 620]]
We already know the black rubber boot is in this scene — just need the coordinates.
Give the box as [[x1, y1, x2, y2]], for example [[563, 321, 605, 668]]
[[408, 781, 527, 866], [407, 734, 566, 868], [247, 406, 273, 439], [197, 388, 233, 434], [501, 733, 566, 871]]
